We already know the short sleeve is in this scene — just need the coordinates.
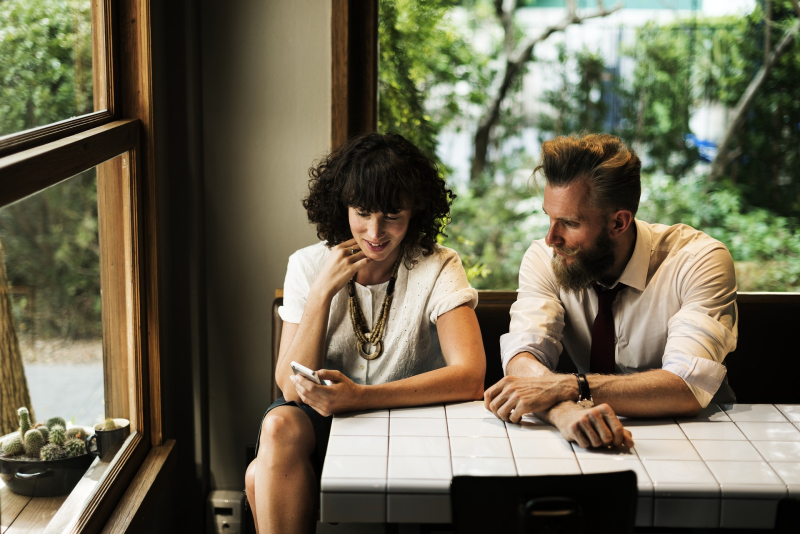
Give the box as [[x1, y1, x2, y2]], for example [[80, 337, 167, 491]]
[[278, 248, 319, 324], [426, 249, 478, 324]]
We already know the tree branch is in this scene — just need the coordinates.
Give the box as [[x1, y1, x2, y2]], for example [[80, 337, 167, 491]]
[[791, 0, 800, 19], [470, 1, 623, 182], [709, 19, 799, 181]]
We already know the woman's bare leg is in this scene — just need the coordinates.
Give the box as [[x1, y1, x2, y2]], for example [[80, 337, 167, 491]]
[[251, 406, 317, 534], [245, 460, 260, 533]]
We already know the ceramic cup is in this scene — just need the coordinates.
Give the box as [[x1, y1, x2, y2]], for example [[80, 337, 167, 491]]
[[86, 418, 131, 460]]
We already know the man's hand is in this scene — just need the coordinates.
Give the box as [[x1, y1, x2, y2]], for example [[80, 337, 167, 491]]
[[484, 375, 574, 423], [291, 369, 363, 417], [550, 402, 633, 449]]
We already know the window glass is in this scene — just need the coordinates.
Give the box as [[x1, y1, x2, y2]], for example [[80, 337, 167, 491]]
[[0, 159, 114, 529], [0, 0, 98, 138], [378, 0, 800, 291]]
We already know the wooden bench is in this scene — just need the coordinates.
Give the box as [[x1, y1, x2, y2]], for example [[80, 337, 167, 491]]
[[271, 290, 800, 404]]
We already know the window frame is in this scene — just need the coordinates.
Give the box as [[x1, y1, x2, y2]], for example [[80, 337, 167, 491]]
[[0, 0, 116, 158], [0, 0, 163, 530]]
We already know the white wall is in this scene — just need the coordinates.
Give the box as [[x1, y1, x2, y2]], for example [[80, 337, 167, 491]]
[[201, 0, 331, 489]]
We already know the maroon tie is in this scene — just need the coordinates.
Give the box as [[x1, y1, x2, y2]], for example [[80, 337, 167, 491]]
[[590, 283, 627, 374]]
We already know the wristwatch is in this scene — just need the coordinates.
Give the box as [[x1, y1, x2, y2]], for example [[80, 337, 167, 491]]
[[574, 373, 594, 408]]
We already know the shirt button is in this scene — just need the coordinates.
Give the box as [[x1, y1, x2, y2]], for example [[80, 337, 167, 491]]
[[360, 365, 365, 370]]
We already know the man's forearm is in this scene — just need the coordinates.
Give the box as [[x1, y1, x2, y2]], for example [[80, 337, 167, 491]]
[[504, 353, 701, 418], [505, 352, 554, 378], [587, 369, 701, 417]]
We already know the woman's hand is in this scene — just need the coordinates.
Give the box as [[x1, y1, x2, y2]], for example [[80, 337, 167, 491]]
[[310, 238, 371, 299], [291, 369, 364, 416]]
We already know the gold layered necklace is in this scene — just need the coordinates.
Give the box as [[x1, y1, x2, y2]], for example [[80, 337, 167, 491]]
[[347, 253, 402, 361]]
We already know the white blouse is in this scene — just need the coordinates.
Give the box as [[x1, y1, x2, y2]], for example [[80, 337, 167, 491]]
[[279, 242, 478, 385]]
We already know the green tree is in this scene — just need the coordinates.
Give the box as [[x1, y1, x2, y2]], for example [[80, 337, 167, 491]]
[[538, 43, 609, 139], [0, 0, 100, 340], [0, 0, 93, 136], [379, 0, 487, 159]]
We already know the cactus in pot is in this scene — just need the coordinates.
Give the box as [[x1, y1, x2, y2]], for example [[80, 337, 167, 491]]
[[24, 429, 45, 457], [103, 418, 119, 431], [18, 407, 31, 437], [1, 407, 90, 461], [49, 424, 66, 446], [46, 417, 66, 430], [66, 427, 87, 441], [64, 438, 86, 458], [3, 435, 24, 456], [40, 443, 64, 461], [36, 425, 50, 443]]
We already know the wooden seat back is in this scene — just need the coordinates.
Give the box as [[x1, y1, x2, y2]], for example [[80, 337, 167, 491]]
[[271, 291, 800, 404]]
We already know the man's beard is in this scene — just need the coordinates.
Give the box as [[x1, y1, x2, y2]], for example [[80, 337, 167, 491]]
[[551, 231, 616, 293]]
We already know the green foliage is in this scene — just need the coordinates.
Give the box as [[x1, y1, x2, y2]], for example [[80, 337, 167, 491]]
[[620, 21, 701, 175], [24, 428, 44, 457], [715, 1, 800, 218], [0, 169, 101, 339], [638, 173, 800, 291], [623, 5, 800, 217], [378, 0, 489, 158], [447, 179, 549, 289], [0, 0, 93, 136], [538, 44, 609, 138], [0, 1, 100, 340]]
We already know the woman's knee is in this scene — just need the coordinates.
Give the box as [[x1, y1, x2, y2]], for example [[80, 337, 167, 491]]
[[258, 408, 315, 457], [245, 459, 257, 493]]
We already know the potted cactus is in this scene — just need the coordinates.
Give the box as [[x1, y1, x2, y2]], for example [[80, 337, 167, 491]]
[[0, 407, 94, 496]]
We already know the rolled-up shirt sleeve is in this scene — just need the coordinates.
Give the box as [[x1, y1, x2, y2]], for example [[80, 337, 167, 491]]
[[661, 245, 738, 407], [426, 249, 478, 324], [500, 243, 565, 374], [278, 250, 315, 324]]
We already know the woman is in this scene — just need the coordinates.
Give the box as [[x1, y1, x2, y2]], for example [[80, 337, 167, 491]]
[[245, 132, 486, 534]]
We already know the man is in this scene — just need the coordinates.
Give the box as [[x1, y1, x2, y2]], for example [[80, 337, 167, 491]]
[[485, 133, 737, 449]]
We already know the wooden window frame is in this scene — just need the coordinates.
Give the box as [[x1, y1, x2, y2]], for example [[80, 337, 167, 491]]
[[331, 0, 379, 149], [0, 120, 157, 533], [0, 0, 164, 530], [0, 0, 117, 158]]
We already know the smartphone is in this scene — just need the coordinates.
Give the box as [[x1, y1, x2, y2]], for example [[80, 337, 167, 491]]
[[290, 361, 332, 386]]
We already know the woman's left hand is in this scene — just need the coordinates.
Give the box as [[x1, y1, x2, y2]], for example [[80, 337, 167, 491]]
[[291, 369, 363, 416]]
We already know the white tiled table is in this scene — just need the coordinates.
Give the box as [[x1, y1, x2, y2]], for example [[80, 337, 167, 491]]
[[319, 402, 800, 528]]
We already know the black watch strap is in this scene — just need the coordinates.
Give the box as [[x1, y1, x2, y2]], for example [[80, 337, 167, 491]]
[[574, 373, 592, 402]]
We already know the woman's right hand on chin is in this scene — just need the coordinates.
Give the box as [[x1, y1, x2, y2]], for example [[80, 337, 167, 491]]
[[311, 238, 371, 298]]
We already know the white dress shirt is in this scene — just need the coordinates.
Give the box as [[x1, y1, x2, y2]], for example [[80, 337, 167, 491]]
[[279, 242, 478, 385], [500, 219, 738, 407]]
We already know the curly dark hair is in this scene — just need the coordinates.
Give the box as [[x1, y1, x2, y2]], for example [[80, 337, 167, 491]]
[[303, 132, 454, 265]]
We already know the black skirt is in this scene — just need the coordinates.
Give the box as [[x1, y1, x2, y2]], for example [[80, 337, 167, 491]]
[[254, 396, 333, 479]]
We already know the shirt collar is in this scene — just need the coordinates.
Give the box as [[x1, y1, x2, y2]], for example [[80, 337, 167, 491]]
[[616, 218, 650, 292]]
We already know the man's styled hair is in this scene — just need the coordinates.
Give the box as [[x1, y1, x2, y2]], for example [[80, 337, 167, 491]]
[[303, 132, 454, 264], [535, 133, 642, 215]]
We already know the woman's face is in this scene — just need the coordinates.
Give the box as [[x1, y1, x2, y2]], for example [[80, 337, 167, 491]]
[[348, 206, 412, 262]]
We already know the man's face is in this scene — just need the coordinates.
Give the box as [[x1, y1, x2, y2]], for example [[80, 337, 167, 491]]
[[542, 181, 616, 292]]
